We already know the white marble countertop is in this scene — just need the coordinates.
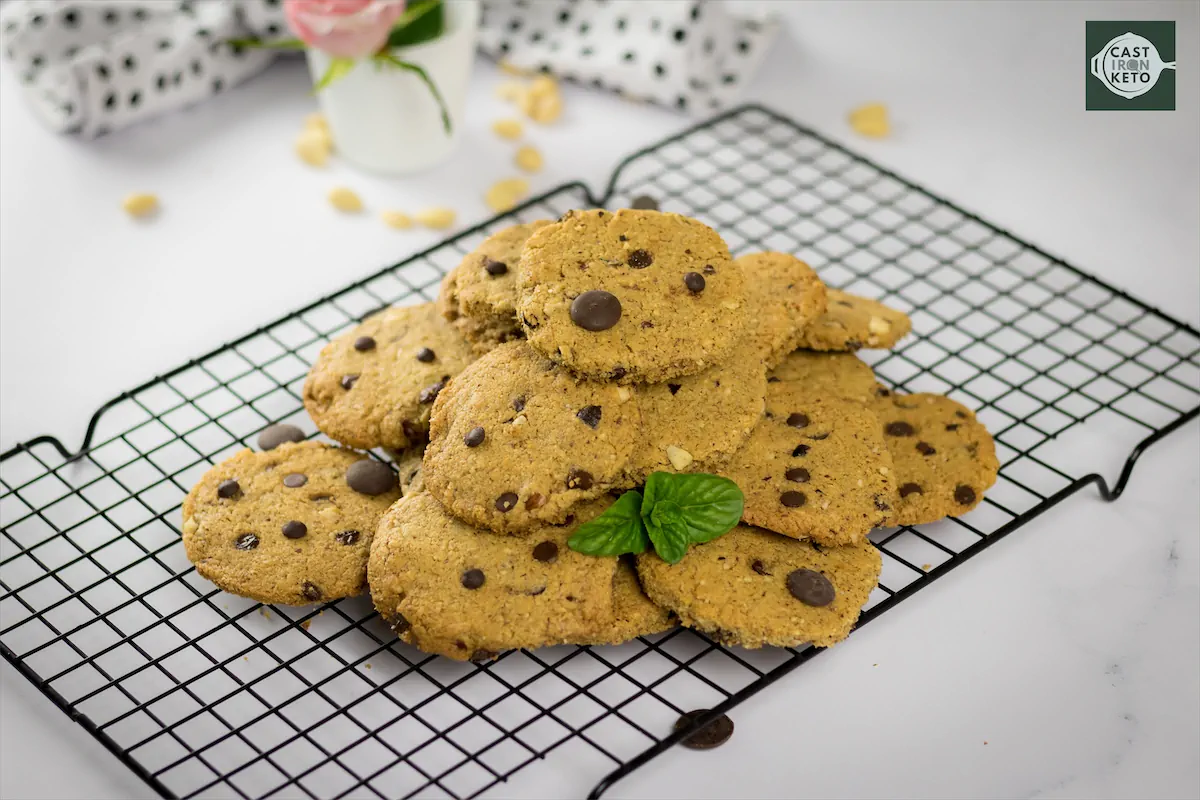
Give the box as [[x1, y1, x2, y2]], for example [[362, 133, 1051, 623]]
[[2, 2, 1198, 799]]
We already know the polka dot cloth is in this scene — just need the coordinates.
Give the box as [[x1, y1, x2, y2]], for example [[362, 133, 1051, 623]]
[[478, 0, 778, 113], [0, 0, 287, 138]]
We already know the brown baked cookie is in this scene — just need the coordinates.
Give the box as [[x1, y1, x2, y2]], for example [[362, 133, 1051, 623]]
[[438, 221, 551, 351], [182, 442, 400, 605], [868, 393, 999, 525], [636, 525, 881, 648], [626, 336, 767, 482], [516, 209, 745, 383], [368, 492, 621, 661], [796, 289, 911, 351], [735, 252, 828, 367], [720, 383, 896, 545], [386, 447, 425, 497], [573, 560, 675, 645], [423, 342, 643, 533], [768, 351, 883, 405], [303, 303, 476, 450]]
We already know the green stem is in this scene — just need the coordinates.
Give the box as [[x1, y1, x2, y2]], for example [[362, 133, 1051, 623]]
[[376, 54, 453, 135]]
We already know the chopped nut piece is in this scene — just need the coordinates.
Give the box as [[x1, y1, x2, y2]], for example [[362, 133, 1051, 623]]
[[381, 210, 413, 229], [485, 177, 530, 213], [296, 129, 332, 166], [515, 145, 543, 172], [666, 446, 694, 471], [329, 187, 363, 213], [849, 103, 890, 138], [492, 118, 523, 139], [122, 193, 159, 218], [415, 207, 456, 229]]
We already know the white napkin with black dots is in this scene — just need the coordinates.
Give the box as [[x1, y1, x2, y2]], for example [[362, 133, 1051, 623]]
[[0, 0, 777, 138], [478, 0, 778, 115]]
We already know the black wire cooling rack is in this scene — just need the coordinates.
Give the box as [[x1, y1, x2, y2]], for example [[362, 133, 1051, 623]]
[[3, 104, 1199, 800]]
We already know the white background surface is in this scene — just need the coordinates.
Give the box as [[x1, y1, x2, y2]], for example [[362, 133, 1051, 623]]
[[2, 1, 1199, 798]]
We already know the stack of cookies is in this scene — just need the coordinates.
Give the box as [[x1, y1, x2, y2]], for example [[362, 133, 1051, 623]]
[[182, 208, 998, 661]]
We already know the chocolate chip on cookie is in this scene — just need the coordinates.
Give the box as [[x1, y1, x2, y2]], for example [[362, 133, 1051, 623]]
[[283, 473, 307, 488], [464, 426, 486, 447], [683, 271, 705, 293], [532, 541, 559, 562], [282, 520, 307, 539], [258, 423, 305, 451], [217, 479, 242, 499], [576, 405, 602, 428], [786, 568, 835, 607], [570, 290, 623, 331], [354, 336, 376, 352], [346, 460, 398, 496], [416, 347, 436, 363]]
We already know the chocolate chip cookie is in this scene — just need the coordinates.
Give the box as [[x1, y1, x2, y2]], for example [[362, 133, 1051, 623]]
[[516, 209, 745, 383], [735, 252, 828, 367], [437, 221, 551, 352], [796, 289, 912, 351], [182, 442, 401, 605], [573, 560, 675, 645], [423, 342, 643, 533], [720, 383, 896, 545], [386, 447, 425, 497], [868, 392, 999, 525], [636, 524, 881, 648], [303, 303, 476, 450], [368, 492, 622, 661], [627, 336, 767, 481], [768, 351, 883, 405]]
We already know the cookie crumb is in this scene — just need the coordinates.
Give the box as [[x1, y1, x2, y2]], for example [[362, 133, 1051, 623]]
[[329, 187, 363, 213], [365, 663, 372, 670], [492, 118, 523, 139], [382, 210, 413, 229], [122, 193, 159, 218], [921, 563, 932, 571], [416, 207, 456, 229], [849, 102, 890, 138], [259, 608, 271, 620], [301, 619, 312, 630], [515, 145, 543, 173]]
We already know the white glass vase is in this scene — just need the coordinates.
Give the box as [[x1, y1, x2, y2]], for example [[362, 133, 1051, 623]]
[[306, 0, 479, 175]]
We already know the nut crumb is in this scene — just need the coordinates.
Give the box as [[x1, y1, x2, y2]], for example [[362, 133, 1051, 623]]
[[848, 102, 890, 138], [365, 663, 372, 670], [485, 177, 530, 212], [666, 446, 694, 471], [492, 118, 523, 139], [922, 563, 932, 571], [122, 193, 159, 218], [515, 145, 543, 173], [301, 619, 311, 630], [381, 210, 412, 229], [616, 387, 632, 402], [415, 207, 456, 229], [868, 316, 891, 335], [329, 187, 363, 213], [304, 112, 328, 131], [511, 414, 528, 426], [296, 128, 332, 166]]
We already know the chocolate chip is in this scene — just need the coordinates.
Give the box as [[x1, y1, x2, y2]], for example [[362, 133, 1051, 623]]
[[217, 479, 241, 499], [780, 491, 806, 508], [496, 492, 518, 512], [512, 396, 526, 412], [483, 257, 508, 276], [533, 541, 559, 562], [751, 560, 770, 576], [955, 410, 968, 419], [792, 444, 810, 457], [675, 709, 734, 750], [336, 530, 361, 545], [257, 423, 304, 451], [785, 467, 810, 483], [668, 384, 682, 395], [766, 376, 780, 383], [419, 378, 448, 404], [805, 432, 830, 441], [309, 494, 332, 502], [916, 441, 936, 455], [640, 320, 654, 329], [387, 613, 411, 635], [787, 413, 810, 429], [340, 374, 359, 390], [353, 336, 376, 352], [416, 347, 436, 362], [470, 649, 499, 663], [576, 405, 602, 428], [874, 495, 891, 511], [464, 427, 486, 447], [282, 521, 307, 539], [875, 386, 891, 397], [630, 195, 658, 210], [234, 533, 258, 550], [566, 467, 594, 490], [570, 290, 622, 331], [787, 568, 834, 606], [899, 482, 923, 497], [281, 473, 307, 488], [945, 423, 960, 432], [954, 485, 976, 505], [627, 249, 653, 268], [301, 582, 322, 602], [683, 272, 705, 293], [525, 493, 547, 510], [702, 264, 716, 275], [461, 568, 485, 589], [610, 366, 627, 380], [346, 460, 397, 495], [885, 421, 915, 436]]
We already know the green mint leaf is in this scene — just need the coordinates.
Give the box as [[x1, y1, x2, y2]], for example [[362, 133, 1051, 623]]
[[313, 57, 357, 92], [567, 491, 648, 557], [386, 0, 444, 49], [644, 506, 691, 564], [643, 472, 744, 545]]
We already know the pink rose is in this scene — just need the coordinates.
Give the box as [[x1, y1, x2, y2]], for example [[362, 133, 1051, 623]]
[[284, 0, 407, 59]]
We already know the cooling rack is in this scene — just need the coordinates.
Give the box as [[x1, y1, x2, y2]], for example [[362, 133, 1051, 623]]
[[2, 104, 1198, 800]]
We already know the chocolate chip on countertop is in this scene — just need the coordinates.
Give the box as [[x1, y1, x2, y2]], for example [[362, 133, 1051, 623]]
[[346, 460, 397, 496], [674, 709, 734, 749]]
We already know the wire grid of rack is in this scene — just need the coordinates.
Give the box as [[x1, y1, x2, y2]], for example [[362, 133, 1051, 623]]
[[2, 104, 1199, 800]]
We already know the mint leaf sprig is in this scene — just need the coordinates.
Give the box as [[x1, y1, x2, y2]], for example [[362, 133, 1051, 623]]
[[568, 473, 744, 564]]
